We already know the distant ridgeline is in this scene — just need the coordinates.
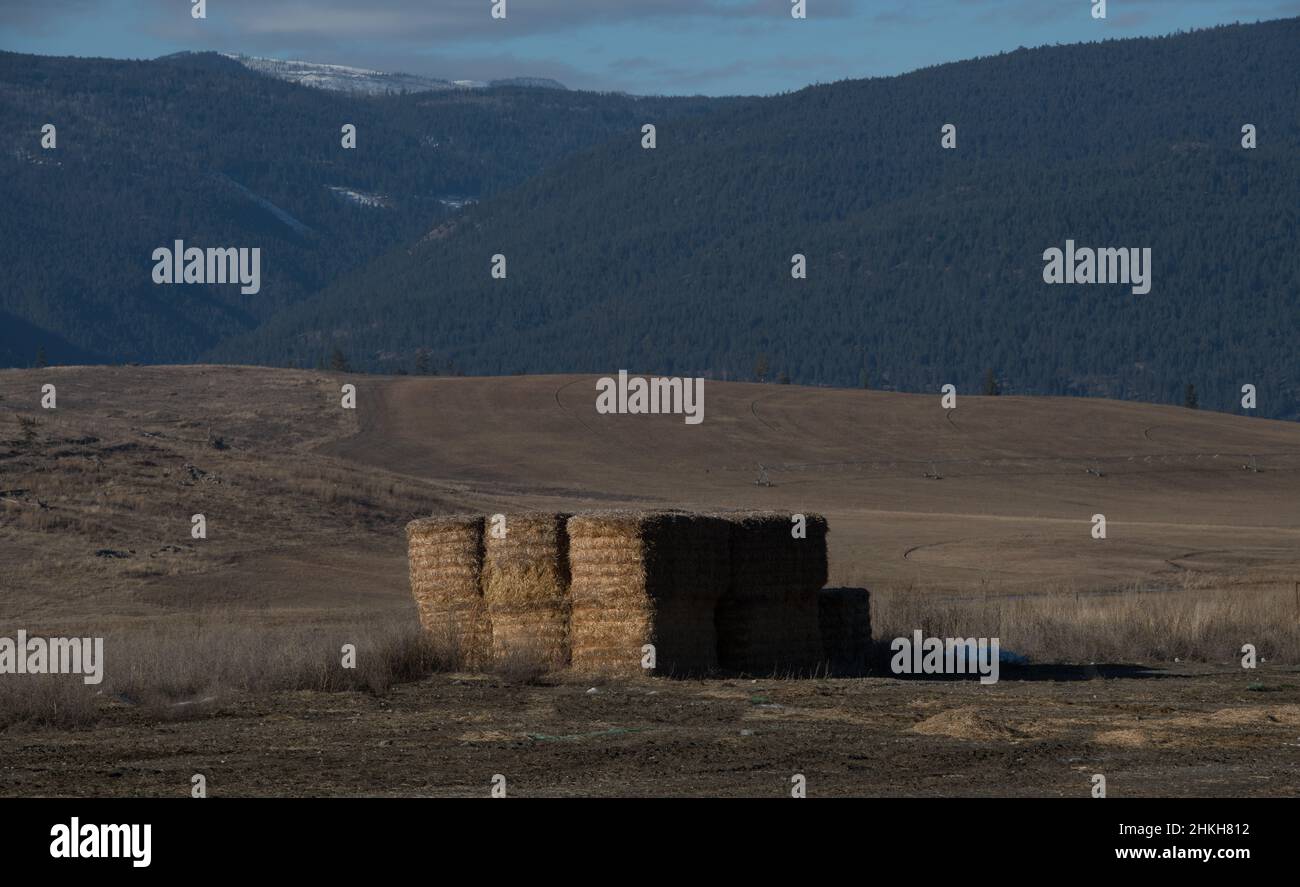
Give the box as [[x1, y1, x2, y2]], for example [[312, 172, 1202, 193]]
[[4, 18, 1299, 419]]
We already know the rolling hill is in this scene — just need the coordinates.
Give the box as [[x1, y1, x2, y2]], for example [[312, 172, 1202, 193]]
[[3, 366, 1297, 633]]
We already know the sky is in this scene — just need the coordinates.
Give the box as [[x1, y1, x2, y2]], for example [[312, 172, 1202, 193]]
[[1, 0, 1297, 95]]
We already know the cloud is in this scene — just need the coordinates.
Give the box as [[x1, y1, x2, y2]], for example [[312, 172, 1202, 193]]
[[607, 50, 859, 92], [97, 0, 862, 92], [124, 0, 854, 43], [5, 0, 1293, 95], [0, 0, 97, 32], [964, 0, 1300, 29]]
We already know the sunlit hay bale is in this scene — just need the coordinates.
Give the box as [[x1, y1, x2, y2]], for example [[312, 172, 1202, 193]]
[[567, 511, 730, 678], [482, 513, 571, 671], [818, 587, 872, 676], [716, 511, 828, 675], [405, 515, 490, 670]]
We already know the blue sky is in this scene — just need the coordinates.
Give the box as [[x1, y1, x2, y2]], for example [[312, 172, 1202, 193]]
[[1, 0, 1297, 94]]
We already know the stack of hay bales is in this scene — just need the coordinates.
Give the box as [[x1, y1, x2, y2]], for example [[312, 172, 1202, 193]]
[[406, 509, 859, 680], [716, 512, 828, 675], [818, 587, 872, 676], [567, 512, 730, 677], [482, 513, 571, 670], [405, 516, 491, 669]]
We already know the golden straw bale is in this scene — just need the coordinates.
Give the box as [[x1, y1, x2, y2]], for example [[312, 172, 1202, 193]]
[[405, 515, 490, 669], [482, 513, 571, 670], [567, 511, 730, 678], [818, 587, 872, 676]]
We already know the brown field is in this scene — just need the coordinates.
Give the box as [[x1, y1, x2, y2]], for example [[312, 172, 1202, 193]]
[[1, 365, 1298, 797]]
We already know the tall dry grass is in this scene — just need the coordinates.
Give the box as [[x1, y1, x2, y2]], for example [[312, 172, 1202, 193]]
[[0, 614, 456, 730], [0, 675, 99, 730], [105, 616, 447, 700], [872, 581, 1300, 664], [4, 582, 1298, 730]]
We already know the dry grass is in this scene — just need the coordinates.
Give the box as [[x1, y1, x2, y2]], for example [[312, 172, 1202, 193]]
[[5, 581, 1298, 732], [0, 368, 456, 616], [490, 637, 556, 684], [0, 614, 452, 731], [871, 580, 1300, 665], [0, 675, 99, 730]]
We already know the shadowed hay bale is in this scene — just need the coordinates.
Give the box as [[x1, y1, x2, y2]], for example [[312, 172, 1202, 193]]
[[567, 512, 730, 678], [482, 513, 571, 670], [716, 512, 828, 674], [405, 515, 490, 669], [818, 587, 871, 676]]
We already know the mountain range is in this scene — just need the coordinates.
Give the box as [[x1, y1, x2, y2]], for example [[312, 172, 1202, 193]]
[[2, 20, 1298, 419]]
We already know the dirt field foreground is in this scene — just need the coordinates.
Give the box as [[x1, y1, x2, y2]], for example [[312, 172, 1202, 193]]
[[2, 666, 1297, 798]]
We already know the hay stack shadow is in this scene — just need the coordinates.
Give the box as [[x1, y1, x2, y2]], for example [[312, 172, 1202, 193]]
[[716, 511, 828, 675]]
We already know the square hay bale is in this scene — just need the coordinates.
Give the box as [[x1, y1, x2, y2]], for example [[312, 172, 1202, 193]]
[[405, 515, 490, 669], [715, 512, 828, 675], [818, 587, 872, 676], [482, 513, 571, 671], [567, 511, 730, 678]]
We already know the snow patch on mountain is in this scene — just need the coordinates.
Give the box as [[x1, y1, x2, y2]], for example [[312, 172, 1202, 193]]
[[221, 54, 452, 94], [220, 54, 565, 95], [328, 186, 391, 208]]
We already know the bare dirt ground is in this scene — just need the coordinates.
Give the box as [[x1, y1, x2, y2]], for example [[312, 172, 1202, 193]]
[[4, 667, 1297, 798], [2, 366, 1299, 796]]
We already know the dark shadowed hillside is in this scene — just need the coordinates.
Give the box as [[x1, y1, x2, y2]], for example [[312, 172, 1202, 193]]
[[0, 51, 733, 364], [218, 19, 1300, 418]]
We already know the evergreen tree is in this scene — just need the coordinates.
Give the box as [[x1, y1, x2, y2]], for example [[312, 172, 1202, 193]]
[[17, 416, 38, 449]]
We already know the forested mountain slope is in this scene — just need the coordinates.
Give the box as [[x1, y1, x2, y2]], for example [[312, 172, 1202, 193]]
[[0, 51, 730, 364], [220, 19, 1300, 418]]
